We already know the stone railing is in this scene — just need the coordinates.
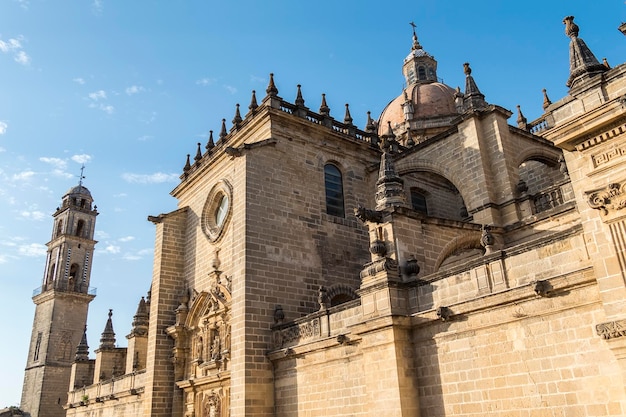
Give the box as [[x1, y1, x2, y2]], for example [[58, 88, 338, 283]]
[[529, 116, 549, 134], [66, 370, 146, 408], [272, 316, 322, 349], [32, 285, 97, 297], [531, 182, 573, 214], [276, 100, 377, 147]]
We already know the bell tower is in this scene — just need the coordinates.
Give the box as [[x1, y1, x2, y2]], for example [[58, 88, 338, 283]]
[[20, 174, 98, 417]]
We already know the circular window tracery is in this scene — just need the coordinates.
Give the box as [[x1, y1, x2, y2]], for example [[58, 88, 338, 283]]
[[202, 180, 233, 242]]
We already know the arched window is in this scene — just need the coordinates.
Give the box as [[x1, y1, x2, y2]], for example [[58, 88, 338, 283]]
[[324, 164, 345, 218], [76, 220, 85, 237], [411, 188, 428, 215], [69, 263, 80, 291], [55, 220, 63, 237], [418, 66, 426, 80]]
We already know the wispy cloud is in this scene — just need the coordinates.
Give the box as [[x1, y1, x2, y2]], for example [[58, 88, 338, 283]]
[[102, 244, 120, 254], [12, 171, 35, 181], [122, 248, 153, 261], [137, 135, 153, 141], [224, 85, 237, 94], [88, 90, 107, 101], [72, 154, 92, 164], [92, 0, 103, 14], [39, 156, 73, 178], [14, 50, 30, 65], [99, 104, 114, 114], [121, 172, 179, 184], [118, 236, 135, 242], [73, 77, 86, 85], [125, 85, 145, 95], [0, 35, 30, 66], [39, 155, 92, 179], [18, 243, 46, 257], [0, 121, 7, 135], [14, 0, 30, 10], [95, 230, 110, 239], [39, 157, 67, 170], [19, 210, 46, 221], [196, 78, 216, 86], [87, 90, 114, 114], [250, 75, 266, 84]]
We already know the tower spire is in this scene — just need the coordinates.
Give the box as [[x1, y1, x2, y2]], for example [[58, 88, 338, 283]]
[[99, 309, 116, 349], [563, 16, 607, 89], [463, 63, 488, 111], [402, 21, 437, 85], [375, 122, 407, 211], [75, 325, 90, 361]]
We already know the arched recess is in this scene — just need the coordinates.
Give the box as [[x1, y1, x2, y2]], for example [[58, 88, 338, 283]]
[[326, 284, 358, 307], [396, 158, 468, 208], [76, 219, 85, 237], [68, 263, 80, 291], [397, 158, 468, 221], [513, 147, 562, 171], [434, 233, 483, 272], [517, 149, 568, 200]]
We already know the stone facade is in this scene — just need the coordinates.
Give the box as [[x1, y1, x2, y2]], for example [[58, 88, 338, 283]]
[[23, 15, 626, 417]]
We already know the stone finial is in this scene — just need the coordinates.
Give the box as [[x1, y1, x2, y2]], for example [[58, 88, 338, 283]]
[[319, 93, 330, 116], [129, 297, 149, 337], [365, 111, 375, 132], [480, 224, 495, 255], [463, 62, 472, 75], [248, 90, 258, 111], [295, 84, 305, 107], [375, 126, 407, 211], [344, 103, 353, 125], [273, 305, 285, 324], [542, 88, 552, 111], [516, 105, 528, 131], [318, 286, 329, 310], [219, 118, 228, 142], [563, 16, 579, 38], [266, 73, 278, 97], [406, 129, 415, 146], [183, 154, 191, 173], [232, 104, 242, 126], [463, 63, 487, 110], [75, 325, 90, 361], [99, 309, 116, 349], [563, 16, 607, 88], [206, 130, 215, 151], [194, 142, 202, 163], [405, 255, 420, 277]]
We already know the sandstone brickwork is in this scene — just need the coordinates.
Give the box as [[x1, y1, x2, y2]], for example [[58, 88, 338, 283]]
[[24, 16, 626, 417]]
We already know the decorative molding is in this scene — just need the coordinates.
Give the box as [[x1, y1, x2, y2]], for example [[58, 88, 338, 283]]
[[592, 145, 626, 168], [586, 181, 626, 215], [273, 317, 321, 348], [575, 121, 626, 152], [596, 319, 626, 339], [359, 257, 398, 279]]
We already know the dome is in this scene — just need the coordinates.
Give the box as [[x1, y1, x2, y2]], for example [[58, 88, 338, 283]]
[[378, 82, 459, 137], [64, 185, 92, 198]]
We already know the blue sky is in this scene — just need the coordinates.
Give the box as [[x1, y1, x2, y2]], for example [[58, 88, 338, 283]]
[[1, 0, 624, 407]]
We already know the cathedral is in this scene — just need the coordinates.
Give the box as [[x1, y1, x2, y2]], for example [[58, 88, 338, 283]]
[[20, 16, 626, 417]]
